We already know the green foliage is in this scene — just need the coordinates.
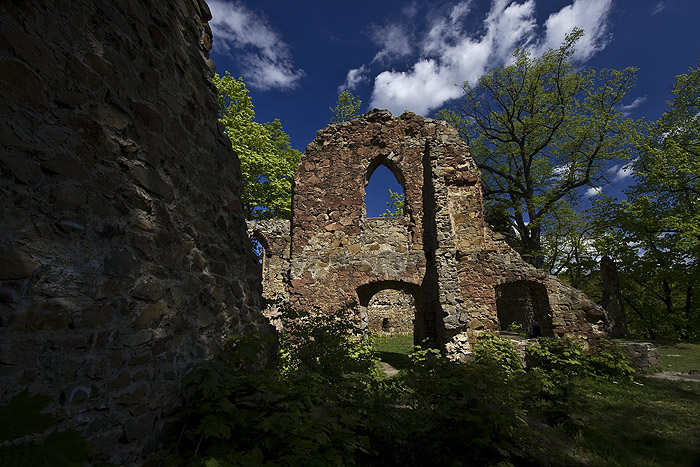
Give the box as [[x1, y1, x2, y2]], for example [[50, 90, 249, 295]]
[[592, 62, 700, 341], [392, 348, 535, 466], [330, 90, 362, 123], [277, 303, 379, 382], [584, 339, 636, 381], [526, 337, 589, 383], [526, 337, 635, 383], [172, 310, 548, 466], [438, 28, 637, 267], [213, 72, 301, 220], [171, 307, 649, 466], [540, 205, 602, 300], [378, 189, 404, 218], [178, 339, 373, 466], [473, 332, 524, 377], [504, 321, 526, 336], [160, 325, 700, 467], [0, 389, 94, 467]]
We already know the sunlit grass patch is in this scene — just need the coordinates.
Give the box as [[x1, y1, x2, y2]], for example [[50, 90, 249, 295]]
[[655, 341, 700, 373], [372, 332, 414, 371]]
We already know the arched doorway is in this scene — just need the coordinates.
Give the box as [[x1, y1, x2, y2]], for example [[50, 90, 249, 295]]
[[356, 280, 420, 334], [366, 289, 415, 334], [495, 280, 553, 337]]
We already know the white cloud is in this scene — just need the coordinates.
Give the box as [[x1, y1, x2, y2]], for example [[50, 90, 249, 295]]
[[366, 0, 614, 117], [370, 0, 536, 115], [618, 96, 647, 116], [208, 0, 304, 90], [536, 0, 613, 61], [608, 162, 634, 182], [585, 186, 603, 197], [652, 1, 666, 15], [339, 66, 369, 92], [370, 23, 414, 64]]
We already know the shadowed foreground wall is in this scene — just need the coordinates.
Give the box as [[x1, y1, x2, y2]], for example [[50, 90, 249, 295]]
[[0, 0, 268, 462]]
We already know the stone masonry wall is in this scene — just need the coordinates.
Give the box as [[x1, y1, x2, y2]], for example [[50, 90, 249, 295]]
[[288, 110, 609, 358], [247, 219, 291, 329], [0, 1, 268, 463], [290, 110, 427, 314], [367, 289, 415, 334]]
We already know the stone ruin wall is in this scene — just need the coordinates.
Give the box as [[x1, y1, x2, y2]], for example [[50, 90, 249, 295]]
[[366, 289, 415, 334], [247, 219, 291, 329], [0, 1, 269, 463], [254, 110, 610, 358]]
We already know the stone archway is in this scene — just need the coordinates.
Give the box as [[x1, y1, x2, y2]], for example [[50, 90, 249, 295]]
[[366, 289, 415, 334], [356, 280, 421, 336]]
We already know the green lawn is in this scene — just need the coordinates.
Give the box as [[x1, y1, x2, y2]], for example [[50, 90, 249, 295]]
[[655, 341, 700, 373], [372, 332, 414, 354], [372, 332, 414, 371], [561, 377, 700, 466], [372, 333, 700, 466]]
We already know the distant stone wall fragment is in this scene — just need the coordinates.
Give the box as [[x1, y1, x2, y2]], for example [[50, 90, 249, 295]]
[[601, 255, 627, 337]]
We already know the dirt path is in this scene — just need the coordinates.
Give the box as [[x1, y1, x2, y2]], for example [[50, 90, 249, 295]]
[[644, 371, 700, 382]]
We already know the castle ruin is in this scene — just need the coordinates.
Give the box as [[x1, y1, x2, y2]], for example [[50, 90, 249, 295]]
[[250, 110, 611, 359]]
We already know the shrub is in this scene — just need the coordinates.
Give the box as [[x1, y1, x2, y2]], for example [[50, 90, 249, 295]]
[[525, 337, 587, 384], [0, 389, 94, 466], [277, 303, 379, 382], [388, 347, 535, 466], [584, 339, 636, 381], [473, 332, 524, 377], [525, 337, 636, 383], [175, 304, 380, 466]]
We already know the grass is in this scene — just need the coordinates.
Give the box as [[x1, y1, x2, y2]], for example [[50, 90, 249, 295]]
[[372, 332, 414, 371], [558, 377, 700, 466], [655, 341, 700, 372], [372, 332, 414, 354], [372, 333, 700, 465]]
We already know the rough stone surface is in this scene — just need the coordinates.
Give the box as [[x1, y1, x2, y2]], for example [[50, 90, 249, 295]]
[[256, 110, 610, 359], [0, 1, 268, 463], [367, 289, 415, 334], [601, 255, 626, 337], [247, 219, 291, 329], [618, 342, 660, 369]]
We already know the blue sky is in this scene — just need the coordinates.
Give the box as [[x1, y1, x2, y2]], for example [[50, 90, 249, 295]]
[[206, 0, 700, 216]]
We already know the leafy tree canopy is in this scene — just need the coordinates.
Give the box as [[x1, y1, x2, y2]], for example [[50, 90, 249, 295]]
[[379, 189, 405, 218], [330, 90, 362, 123], [214, 72, 300, 220], [438, 28, 637, 267], [593, 62, 700, 340]]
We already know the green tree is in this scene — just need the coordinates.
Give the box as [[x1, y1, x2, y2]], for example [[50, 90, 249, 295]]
[[593, 63, 700, 340], [379, 189, 404, 217], [635, 61, 700, 254], [330, 90, 362, 123], [438, 29, 637, 268], [541, 204, 601, 299], [213, 72, 300, 219]]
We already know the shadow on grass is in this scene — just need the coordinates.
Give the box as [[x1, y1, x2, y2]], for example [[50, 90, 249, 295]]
[[571, 377, 700, 466], [376, 351, 413, 371]]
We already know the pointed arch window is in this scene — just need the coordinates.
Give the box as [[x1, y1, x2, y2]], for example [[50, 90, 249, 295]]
[[364, 157, 406, 218]]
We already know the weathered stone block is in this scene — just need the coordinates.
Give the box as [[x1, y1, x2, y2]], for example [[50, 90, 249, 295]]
[[0, 246, 40, 280]]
